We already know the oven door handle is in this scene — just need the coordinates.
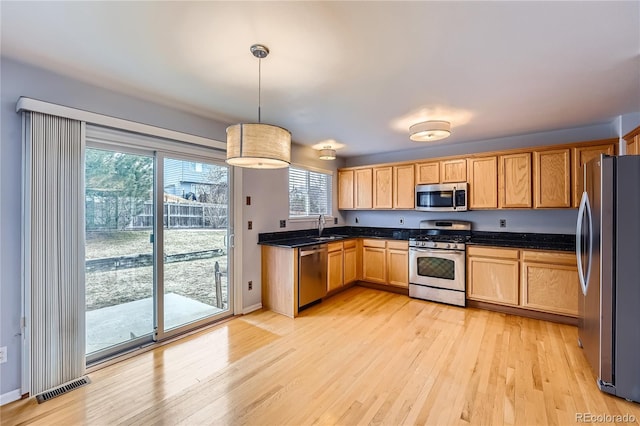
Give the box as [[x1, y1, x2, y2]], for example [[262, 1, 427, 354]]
[[411, 248, 464, 256]]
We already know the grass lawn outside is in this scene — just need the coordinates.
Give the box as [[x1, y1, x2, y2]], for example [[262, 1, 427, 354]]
[[85, 229, 228, 310]]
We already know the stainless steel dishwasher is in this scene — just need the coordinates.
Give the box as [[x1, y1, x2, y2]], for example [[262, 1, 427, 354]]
[[298, 244, 327, 310]]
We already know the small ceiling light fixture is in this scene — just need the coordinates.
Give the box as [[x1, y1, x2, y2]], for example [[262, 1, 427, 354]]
[[409, 120, 451, 142], [226, 44, 291, 169], [318, 147, 337, 160]]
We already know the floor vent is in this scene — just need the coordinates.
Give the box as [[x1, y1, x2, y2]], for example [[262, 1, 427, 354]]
[[35, 376, 91, 404]]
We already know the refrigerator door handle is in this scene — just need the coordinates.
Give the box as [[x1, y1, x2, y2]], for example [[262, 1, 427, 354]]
[[576, 191, 593, 296]]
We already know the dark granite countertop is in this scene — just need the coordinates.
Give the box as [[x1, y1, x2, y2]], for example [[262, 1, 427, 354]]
[[258, 227, 576, 251], [469, 231, 575, 252]]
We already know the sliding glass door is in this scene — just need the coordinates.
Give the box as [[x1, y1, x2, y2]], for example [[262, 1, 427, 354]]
[[158, 155, 231, 338], [85, 147, 156, 360], [85, 138, 233, 362]]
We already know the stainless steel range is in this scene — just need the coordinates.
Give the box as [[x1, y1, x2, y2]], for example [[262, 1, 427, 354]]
[[408, 220, 471, 307]]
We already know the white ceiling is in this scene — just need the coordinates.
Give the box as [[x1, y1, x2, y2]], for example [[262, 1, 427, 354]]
[[2, 1, 639, 157]]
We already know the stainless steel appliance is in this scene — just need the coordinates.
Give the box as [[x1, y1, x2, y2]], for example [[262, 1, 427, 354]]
[[298, 244, 328, 309], [576, 154, 640, 403], [409, 220, 471, 307], [415, 183, 468, 211]]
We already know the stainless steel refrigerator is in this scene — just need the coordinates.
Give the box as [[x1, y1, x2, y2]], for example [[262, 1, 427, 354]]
[[576, 154, 640, 403]]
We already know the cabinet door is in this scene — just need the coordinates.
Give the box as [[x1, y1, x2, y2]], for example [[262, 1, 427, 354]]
[[572, 144, 615, 207], [387, 249, 408, 288], [628, 134, 639, 155], [467, 252, 520, 306], [343, 247, 357, 285], [440, 159, 467, 183], [499, 152, 532, 208], [373, 166, 393, 209], [415, 162, 440, 184], [533, 149, 571, 208], [362, 246, 387, 284], [468, 156, 497, 209], [520, 251, 578, 317], [338, 169, 354, 209], [354, 168, 373, 209], [393, 164, 415, 209], [327, 249, 344, 292]]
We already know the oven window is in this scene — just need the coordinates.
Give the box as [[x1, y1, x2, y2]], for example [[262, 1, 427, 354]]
[[417, 256, 455, 280]]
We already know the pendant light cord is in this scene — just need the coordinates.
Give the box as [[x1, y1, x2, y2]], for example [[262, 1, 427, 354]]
[[258, 57, 262, 124]]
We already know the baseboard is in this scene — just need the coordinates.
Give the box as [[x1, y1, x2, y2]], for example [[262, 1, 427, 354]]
[[1, 389, 22, 406], [243, 303, 262, 314]]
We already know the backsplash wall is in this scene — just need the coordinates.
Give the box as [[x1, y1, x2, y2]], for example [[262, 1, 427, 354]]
[[343, 209, 578, 234]]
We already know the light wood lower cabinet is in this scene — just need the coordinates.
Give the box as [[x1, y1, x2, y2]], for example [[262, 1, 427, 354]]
[[467, 247, 520, 306], [261, 245, 299, 318], [327, 242, 344, 292], [467, 245, 579, 317], [343, 240, 358, 284], [520, 250, 579, 316], [386, 241, 409, 288], [362, 240, 387, 284], [362, 239, 408, 288]]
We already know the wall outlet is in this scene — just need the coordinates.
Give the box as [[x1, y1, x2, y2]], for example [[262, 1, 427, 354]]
[[248, 220, 253, 230], [246, 196, 251, 205], [279, 220, 286, 228], [499, 219, 507, 228], [334, 217, 338, 225], [399, 217, 404, 225], [0, 346, 7, 364], [355, 216, 359, 224], [248, 281, 253, 291]]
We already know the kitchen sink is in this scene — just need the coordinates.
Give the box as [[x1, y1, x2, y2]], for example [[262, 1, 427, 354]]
[[313, 235, 348, 241]]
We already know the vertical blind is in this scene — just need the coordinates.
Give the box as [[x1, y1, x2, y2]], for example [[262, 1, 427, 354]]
[[288, 166, 332, 217], [23, 111, 85, 395]]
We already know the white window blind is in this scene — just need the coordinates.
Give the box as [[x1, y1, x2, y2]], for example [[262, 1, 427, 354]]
[[289, 166, 332, 217]]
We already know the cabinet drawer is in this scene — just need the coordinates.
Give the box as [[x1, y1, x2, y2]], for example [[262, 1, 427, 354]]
[[362, 239, 386, 248], [387, 240, 408, 250], [467, 246, 519, 259], [521, 250, 576, 265], [327, 241, 344, 253], [343, 239, 357, 249]]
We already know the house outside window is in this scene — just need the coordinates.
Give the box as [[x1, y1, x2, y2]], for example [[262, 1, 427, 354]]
[[289, 166, 332, 218]]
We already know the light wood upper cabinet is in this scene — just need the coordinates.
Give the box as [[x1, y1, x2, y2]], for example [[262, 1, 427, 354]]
[[468, 156, 497, 209], [572, 143, 616, 207], [498, 152, 532, 208], [338, 169, 354, 209], [354, 168, 373, 209], [373, 166, 393, 209], [393, 164, 415, 209], [534, 149, 571, 208], [520, 250, 579, 317], [467, 246, 520, 306], [415, 162, 440, 184], [627, 134, 639, 155], [440, 159, 467, 183]]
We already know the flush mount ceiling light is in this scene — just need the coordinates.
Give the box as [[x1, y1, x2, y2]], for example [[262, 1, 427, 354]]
[[312, 140, 345, 160], [409, 120, 451, 142], [226, 44, 291, 169], [318, 147, 337, 160]]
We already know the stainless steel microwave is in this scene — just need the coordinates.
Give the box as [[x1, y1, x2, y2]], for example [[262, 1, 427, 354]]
[[415, 183, 468, 211]]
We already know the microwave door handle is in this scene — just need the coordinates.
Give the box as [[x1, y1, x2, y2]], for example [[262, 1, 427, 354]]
[[452, 188, 457, 210]]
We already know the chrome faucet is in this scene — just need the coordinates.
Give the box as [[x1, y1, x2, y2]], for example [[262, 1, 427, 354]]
[[318, 214, 326, 237]]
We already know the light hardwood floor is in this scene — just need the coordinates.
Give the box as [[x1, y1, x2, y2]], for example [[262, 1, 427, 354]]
[[3, 286, 639, 425]]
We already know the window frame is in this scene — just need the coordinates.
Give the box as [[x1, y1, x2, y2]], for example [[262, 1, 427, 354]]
[[288, 164, 334, 221]]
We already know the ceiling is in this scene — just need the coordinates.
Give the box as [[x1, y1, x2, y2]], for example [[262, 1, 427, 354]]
[[2, 1, 639, 158]]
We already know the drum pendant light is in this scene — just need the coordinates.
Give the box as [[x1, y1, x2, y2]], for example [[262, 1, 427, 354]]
[[226, 44, 291, 169]]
